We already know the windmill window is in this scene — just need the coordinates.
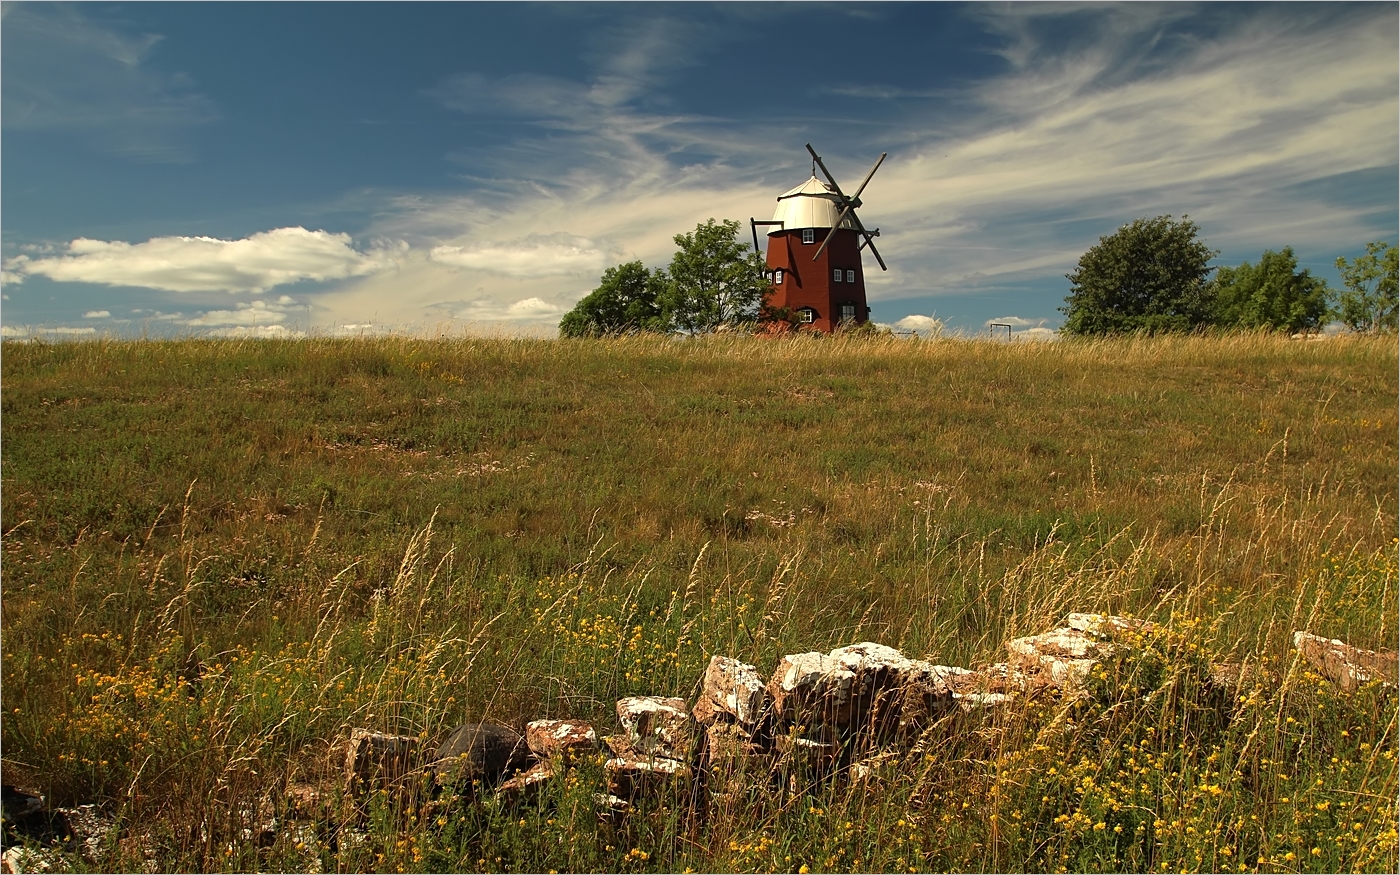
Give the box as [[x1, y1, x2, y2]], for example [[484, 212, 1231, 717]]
[[798, 308, 816, 324], [774, 269, 784, 285], [841, 303, 856, 322], [802, 229, 815, 244], [846, 269, 856, 283], [833, 268, 843, 283]]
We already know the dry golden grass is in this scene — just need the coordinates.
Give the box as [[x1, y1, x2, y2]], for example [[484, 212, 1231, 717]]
[[1, 332, 1394, 872]]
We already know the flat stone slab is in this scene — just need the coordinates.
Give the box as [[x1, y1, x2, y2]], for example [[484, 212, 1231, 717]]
[[768, 643, 973, 734], [603, 754, 691, 798], [1294, 631, 1398, 692], [525, 719, 599, 759], [498, 761, 556, 803]]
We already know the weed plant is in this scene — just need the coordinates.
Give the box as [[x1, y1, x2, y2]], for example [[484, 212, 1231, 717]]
[[1, 332, 1395, 872]]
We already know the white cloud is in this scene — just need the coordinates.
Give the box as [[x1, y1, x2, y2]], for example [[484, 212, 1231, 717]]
[[203, 324, 307, 339], [82, 310, 111, 318], [894, 314, 945, 336], [1012, 327, 1058, 342], [1, 325, 100, 338], [184, 298, 302, 327], [984, 316, 1044, 329], [984, 316, 1058, 342], [430, 235, 619, 278], [507, 297, 567, 318], [3, 228, 398, 293]]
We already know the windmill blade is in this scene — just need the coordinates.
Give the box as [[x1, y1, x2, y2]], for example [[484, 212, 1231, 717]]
[[806, 144, 849, 202], [847, 152, 886, 207], [849, 212, 888, 271], [807, 146, 888, 265]]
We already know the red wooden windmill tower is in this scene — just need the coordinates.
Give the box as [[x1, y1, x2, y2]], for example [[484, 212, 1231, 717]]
[[752, 144, 887, 333]]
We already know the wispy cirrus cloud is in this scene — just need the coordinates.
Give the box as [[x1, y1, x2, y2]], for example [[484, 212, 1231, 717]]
[[1, 3, 218, 161], [871, 3, 1398, 305], [356, 2, 1395, 334], [3, 228, 399, 294]]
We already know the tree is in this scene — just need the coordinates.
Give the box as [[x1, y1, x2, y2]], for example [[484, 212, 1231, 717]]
[[1211, 246, 1330, 333], [558, 261, 667, 337], [1060, 215, 1219, 335], [657, 219, 769, 334], [1334, 241, 1398, 333]]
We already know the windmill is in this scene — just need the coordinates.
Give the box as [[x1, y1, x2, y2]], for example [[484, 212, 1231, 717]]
[[751, 144, 887, 333]]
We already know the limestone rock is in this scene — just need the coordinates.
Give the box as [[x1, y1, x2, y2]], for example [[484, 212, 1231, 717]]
[[616, 696, 694, 759], [2, 846, 65, 874], [773, 733, 840, 770], [603, 754, 691, 799], [888, 660, 977, 733], [1207, 661, 1277, 693], [498, 761, 556, 803], [948, 663, 1031, 710], [344, 729, 420, 792], [704, 721, 764, 760], [525, 719, 599, 759], [693, 656, 769, 728], [593, 793, 631, 822], [767, 651, 857, 727], [769, 643, 970, 736], [1006, 627, 1115, 687], [431, 723, 533, 788], [53, 804, 117, 862], [602, 733, 638, 759], [1293, 631, 1398, 692]]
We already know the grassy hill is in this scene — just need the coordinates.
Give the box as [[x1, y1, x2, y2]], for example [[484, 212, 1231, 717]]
[[2, 332, 1395, 872]]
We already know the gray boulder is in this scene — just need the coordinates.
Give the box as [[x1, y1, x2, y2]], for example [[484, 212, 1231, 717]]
[[431, 723, 534, 787]]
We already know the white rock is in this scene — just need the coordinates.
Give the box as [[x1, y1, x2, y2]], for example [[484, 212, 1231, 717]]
[[525, 719, 599, 758], [693, 656, 769, 728], [1293, 631, 1398, 692], [616, 696, 693, 758]]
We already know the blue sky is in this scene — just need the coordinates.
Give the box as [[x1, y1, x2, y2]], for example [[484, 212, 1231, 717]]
[[2, 1, 1396, 339]]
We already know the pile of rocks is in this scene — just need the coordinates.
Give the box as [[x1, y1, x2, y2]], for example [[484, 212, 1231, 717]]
[[5, 615, 1393, 871], [327, 614, 1396, 820]]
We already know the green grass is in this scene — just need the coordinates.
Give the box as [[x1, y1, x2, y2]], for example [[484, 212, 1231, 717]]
[[1, 332, 1395, 872]]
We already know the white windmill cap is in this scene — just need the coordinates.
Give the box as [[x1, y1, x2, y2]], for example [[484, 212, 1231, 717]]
[[769, 176, 859, 233]]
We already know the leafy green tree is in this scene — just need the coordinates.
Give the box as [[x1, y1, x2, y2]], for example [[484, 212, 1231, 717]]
[[1060, 215, 1219, 335], [658, 219, 769, 334], [1334, 241, 1398, 333], [558, 261, 667, 337], [1211, 246, 1330, 333]]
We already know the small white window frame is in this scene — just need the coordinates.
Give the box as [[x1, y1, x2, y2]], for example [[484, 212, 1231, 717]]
[[774, 268, 784, 285], [840, 303, 857, 322], [802, 229, 815, 244], [846, 269, 856, 283], [799, 308, 816, 324], [833, 268, 843, 283]]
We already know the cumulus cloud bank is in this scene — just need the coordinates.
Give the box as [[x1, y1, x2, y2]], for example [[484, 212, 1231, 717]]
[[3, 228, 397, 293]]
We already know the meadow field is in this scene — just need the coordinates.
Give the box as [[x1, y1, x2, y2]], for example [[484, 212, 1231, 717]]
[[1, 332, 1396, 873]]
